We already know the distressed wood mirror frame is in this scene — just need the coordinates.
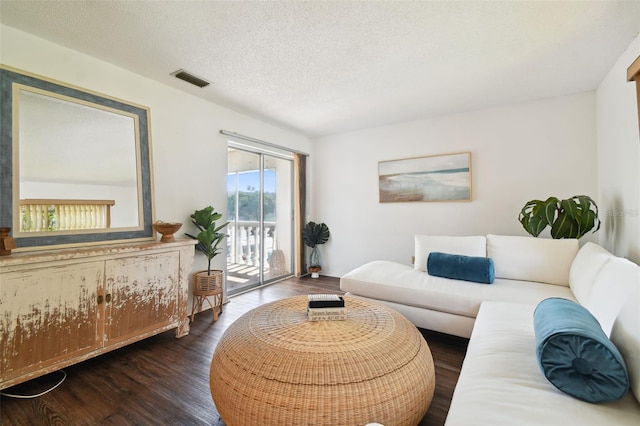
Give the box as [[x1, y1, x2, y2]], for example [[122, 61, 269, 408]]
[[0, 66, 155, 251]]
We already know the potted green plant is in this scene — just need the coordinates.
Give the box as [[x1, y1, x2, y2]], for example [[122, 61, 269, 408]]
[[302, 221, 330, 278], [518, 195, 600, 239], [185, 206, 230, 292]]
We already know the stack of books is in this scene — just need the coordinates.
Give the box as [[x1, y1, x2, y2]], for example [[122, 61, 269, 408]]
[[307, 294, 347, 321]]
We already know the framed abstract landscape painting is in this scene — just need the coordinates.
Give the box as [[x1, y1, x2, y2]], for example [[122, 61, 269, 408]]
[[378, 152, 471, 202]]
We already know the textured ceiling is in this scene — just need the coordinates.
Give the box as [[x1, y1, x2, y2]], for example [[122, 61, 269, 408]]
[[1, 1, 639, 137]]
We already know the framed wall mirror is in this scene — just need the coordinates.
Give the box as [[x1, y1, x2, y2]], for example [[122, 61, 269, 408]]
[[0, 66, 155, 251]]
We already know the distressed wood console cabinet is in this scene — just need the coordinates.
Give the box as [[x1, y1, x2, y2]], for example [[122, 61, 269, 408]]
[[0, 239, 196, 389]]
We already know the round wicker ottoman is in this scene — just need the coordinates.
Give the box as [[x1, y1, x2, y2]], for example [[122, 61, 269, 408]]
[[210, 296, 435, 426]]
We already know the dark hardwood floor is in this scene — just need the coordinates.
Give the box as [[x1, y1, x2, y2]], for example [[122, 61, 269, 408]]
[[1, 276, 468, 426]]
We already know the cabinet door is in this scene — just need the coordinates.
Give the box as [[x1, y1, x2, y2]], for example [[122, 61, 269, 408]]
[[103, 251, 180, 347], [0, 262, 102, 384]]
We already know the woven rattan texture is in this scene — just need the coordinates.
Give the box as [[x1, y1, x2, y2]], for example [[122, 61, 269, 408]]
[[194, 270, 223, 293], [210, 296, 435, 426]]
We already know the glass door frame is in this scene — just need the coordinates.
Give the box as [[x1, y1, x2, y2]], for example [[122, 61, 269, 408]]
[[226, 143, 294, 296]]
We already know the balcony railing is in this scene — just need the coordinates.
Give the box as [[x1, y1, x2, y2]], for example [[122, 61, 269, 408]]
[[227, 220, 276, 266], [19, 199, 115, 232], [227, 221, 292, 292]]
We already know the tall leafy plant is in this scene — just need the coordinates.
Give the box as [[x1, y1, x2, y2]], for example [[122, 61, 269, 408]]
[[185, 206, 229, 275], [302, 221, 330, 268], [518, 195, 600, 239]]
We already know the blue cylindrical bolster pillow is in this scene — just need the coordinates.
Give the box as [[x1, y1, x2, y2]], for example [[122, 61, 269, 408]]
[[534, 298, 629, 403], [427, 252, 495, 284]]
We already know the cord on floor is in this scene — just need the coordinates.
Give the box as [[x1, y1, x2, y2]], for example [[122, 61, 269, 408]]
[[0, 370, 67, 399]]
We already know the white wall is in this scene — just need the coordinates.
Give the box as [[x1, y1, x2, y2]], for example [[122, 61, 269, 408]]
[[312, 92, 598, 276], [1, 25, 311, 277], [596, 34, 640, 264]]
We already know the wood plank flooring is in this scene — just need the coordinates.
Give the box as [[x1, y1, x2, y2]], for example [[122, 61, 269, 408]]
[[1, 276, 468, 426]]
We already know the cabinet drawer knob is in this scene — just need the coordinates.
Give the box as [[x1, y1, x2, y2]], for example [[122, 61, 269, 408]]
[[97, 295, 104, 304], [105, 294, 112, 303]]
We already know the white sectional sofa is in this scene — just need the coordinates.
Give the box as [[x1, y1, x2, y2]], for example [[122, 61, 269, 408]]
[[340, 235, 640, 425], [341, 234, 580, 338]]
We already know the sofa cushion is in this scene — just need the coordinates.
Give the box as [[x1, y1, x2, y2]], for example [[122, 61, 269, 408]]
[[427, 252, 495, 284], [611, 289, 640, 404], [582, 256, 640, 336], [534, 298, 629, 403], [341, 260, 575, 319], [569, 242, 615, 305], [486, 234, 579, 286], [414, 235, 486, 272], [584, 255, 640, 404], [445, 302, 640, 426]]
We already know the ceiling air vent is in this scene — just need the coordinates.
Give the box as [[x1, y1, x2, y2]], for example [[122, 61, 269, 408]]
[[171, 69, 211, 88]]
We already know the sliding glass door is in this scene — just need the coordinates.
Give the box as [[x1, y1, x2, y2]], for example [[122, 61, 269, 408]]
[[227, 146, 293, 295]]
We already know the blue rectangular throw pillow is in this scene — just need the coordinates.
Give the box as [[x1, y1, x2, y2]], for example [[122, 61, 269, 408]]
[[427, 252, 494, 284], [533, 298, 629, 403]]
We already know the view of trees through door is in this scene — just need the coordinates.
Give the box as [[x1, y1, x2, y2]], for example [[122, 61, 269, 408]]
[[227, 146, 293, 295]]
